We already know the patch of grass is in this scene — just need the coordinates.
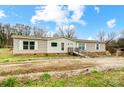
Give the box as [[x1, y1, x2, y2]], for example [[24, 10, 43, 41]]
[[3, 59, 10, 63], [40, 73, 51, 81], [0, 68, 124, 87], [0, 77, 18, 87], [23, 79, 33, 86], [28, 68, 124, 87], [31, 80, 65, 87], [0, 48, 71, 63]]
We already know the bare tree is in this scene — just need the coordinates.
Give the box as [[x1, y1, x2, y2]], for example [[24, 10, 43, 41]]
[[106, 32, 117, 44], [65, 25, 76, 38], [23, 25, 31, 36], [96, 30, 106, 42], [13, 24, 31, 36], [54, 24, 76, 39], [96, 30, 118, 54], [32, 27, 48, 38], [0, 23, 7, 48], [3, 24, 12, 47], [53, 33, 60, 37]]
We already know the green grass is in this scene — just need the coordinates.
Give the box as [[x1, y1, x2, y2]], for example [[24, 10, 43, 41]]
[[27, 68, 124, 87], [40, 73, 51, 81], [0, 68, 124, 87], [0, 48, 70, 63], [0, 77, 18, 87]]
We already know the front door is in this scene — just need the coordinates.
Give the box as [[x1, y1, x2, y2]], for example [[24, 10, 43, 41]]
[[79, 43, 85, 50], [61, 43, 64, 51]]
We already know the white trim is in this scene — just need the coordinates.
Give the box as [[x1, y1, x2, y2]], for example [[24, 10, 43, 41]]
[[95, 43, 96, 50], [99, 44, 101, 50], [35, 41, 38, 50], [84, 43, 87, 50], [19, 40, 23, 50]]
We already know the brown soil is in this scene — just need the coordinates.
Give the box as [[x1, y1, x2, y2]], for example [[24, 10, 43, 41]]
[[0, 59, 97, 76], [0, 57, 124, 80]]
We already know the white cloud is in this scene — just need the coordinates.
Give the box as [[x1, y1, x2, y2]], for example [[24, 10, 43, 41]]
[[68, 5, 85, 24], [94, 6, 100, 14], [31, 5, 86, 26], [0, 10, 6, 18], [88, 36, 94, 40], [63, 24, 75, 31], [107, 19, 116, 28], [31, 5, 68, 24], [69, 24, 75, 30]]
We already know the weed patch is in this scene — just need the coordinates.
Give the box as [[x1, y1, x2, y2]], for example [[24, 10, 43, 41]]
[[0, 77, 18, 87], [40, 73, 51, 81]]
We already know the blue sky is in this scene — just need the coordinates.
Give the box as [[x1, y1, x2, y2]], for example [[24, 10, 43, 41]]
[[0, 5, 124, 39]]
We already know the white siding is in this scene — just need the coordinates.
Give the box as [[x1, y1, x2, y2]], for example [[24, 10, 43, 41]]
[[13, 38, 47, 54], [13, 37, 106, 54], [76, 42, 105, 52], [47, 38, 76, 53], [35, 41, 38, 50], [85, 43, 87, 50], [19, 40, 23, 50]]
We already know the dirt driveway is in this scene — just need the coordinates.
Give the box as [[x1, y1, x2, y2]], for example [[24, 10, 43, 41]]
[[0, 57, 124, 81]]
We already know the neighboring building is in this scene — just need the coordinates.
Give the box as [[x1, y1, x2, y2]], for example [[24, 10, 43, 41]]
[[12, 35, 106, 54]]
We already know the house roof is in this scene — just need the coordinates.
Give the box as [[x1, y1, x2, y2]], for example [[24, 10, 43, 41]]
[[12, 35, 73, 41], [73, 39, 98, 43], [12, 35, 105, 43]]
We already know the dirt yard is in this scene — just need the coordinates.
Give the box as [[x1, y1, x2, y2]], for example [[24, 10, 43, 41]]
[[0, 57, 124, 81]]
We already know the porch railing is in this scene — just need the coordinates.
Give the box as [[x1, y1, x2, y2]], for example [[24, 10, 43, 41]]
[[68, 47, 86, 53]]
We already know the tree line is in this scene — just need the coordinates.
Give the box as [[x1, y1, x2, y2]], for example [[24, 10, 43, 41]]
[[96, 30, 124, 54], [0, 23, 76, 48], [0, 23, 48, 48]]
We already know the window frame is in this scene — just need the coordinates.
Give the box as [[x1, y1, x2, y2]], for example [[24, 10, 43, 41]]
[[51, 42, 57, 47], [29, 41, 35, 50], [23, 41, 29, 50], [96, 43, 100, 50], [61, 42, 64, 51], [79, 43, 85, 50], [23, 41, 35, 50]]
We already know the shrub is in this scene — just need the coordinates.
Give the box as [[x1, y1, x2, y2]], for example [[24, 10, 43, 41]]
[[1, 77, 18, 87], [107, 47, 116, 54], [40, 73, 51, 81]]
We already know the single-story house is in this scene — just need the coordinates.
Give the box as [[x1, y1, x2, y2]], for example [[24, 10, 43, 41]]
[[12, 35, 106, 54]]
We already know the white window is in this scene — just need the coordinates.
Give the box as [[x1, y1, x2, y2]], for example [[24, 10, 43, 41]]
[[23, 41, 35, 50]]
